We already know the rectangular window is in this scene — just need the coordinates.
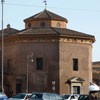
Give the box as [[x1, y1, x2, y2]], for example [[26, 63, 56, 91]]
[[73, 58, 78, 71], [73, 86, 80, 94], [36, 58, 43, 70], [16, 79, 22, 94]]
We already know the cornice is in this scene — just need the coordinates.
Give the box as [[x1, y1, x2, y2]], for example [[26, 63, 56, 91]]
[[2, 35, 93, 45]]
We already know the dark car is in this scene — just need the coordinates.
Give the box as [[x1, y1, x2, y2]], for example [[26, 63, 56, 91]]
[[78, 94, 89, 100], [61, 94, 79, 100], [30, 92, 63, 100], [8, 93, 32, 100]]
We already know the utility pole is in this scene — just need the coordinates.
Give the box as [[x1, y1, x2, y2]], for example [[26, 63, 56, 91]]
[[1, 0, 5, 93]]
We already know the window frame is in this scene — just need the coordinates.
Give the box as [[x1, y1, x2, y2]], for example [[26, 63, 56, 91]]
[[36, 57, 43, 70], [40, 22, 46, 27], [56, 22, 61, 28], [73, 86, 80, 94], [73, 58, 78, 71]]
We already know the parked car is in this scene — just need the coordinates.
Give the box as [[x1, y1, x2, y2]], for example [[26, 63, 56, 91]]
[[30, 92, 63, 100], [8, 93, 32, 100], [78, 94, 89, 100], [0, 92, 8, 100], [61, 94, 79, 100]]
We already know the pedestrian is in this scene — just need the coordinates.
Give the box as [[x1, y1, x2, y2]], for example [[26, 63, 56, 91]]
[[25, 95, 30, 100]]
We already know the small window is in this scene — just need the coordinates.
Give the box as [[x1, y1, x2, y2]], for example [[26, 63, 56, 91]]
[[36, 58, 43, 70], [8, 59, 12, 68], [16, 82, 21, 94], [7, 59, 13, 73], [73, 86, 80, 94], [56, 22, 60, 28], [28, 23, 31, 28], [73, 58, 78, 71], [40, 22, 46, 27]]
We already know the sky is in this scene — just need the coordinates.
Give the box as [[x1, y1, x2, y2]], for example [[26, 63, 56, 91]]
[[0, 0, 100, 62]]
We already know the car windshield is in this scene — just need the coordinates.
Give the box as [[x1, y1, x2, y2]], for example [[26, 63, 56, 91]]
[[12, 94, 25, 99], [62, 95, 70, 99], [78, 95, 88, 100], [31, 94, 42, 99]]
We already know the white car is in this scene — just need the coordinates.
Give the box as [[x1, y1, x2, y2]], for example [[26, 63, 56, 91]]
[[8, 93, 31, 100], [30, 92, 63, 100], [61, 94, 79, 100], [0, 92, 8, 100]]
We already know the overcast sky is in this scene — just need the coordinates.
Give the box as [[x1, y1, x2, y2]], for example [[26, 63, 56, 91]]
[[0, 0, 100, 62]]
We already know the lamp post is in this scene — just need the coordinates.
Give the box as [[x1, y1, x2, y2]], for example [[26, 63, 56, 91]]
[[52, 81, 56, 93], [26, 53, 33, 93], [1, 0, 4, 93]]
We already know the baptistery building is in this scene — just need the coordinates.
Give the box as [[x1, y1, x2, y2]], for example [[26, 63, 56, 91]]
[[0, 9, 95, 96]]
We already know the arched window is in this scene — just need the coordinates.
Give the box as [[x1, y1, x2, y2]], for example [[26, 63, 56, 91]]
[[28, 23, 31, 28], [40, 22, 46, 27], [56, 22, 60, 28]]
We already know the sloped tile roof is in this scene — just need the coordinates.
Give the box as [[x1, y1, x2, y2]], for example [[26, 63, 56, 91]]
[[14, 27, 95, 42], [24, 9, 68, 22], [93, 62, 100, 65], [92, 62, 100, 71], [0, 26, 19, 37], [52, 27, 95, 38]]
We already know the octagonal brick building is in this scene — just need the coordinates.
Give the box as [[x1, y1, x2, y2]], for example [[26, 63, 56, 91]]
[[0, 9, 95, 95]]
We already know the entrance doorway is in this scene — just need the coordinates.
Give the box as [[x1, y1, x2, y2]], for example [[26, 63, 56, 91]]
[[73, 86, 80, 94]]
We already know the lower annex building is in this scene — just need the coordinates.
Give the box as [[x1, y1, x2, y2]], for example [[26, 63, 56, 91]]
[[92, 62, 100, 86], [0, 9, 95, 96]]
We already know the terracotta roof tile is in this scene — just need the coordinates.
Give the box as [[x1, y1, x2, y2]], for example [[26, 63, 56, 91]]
[[0, 26, 19, 37], [14, 27, 95, 42], [24, 9, 68, 22]]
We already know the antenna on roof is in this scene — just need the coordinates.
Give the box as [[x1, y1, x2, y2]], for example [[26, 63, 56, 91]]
[[43, 0, 47, 9]]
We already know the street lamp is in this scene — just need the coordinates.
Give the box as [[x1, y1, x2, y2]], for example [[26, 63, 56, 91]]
[[1, 0, 5, 93], [52, 81, 56, 93], [26, 53, 33, 93]]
